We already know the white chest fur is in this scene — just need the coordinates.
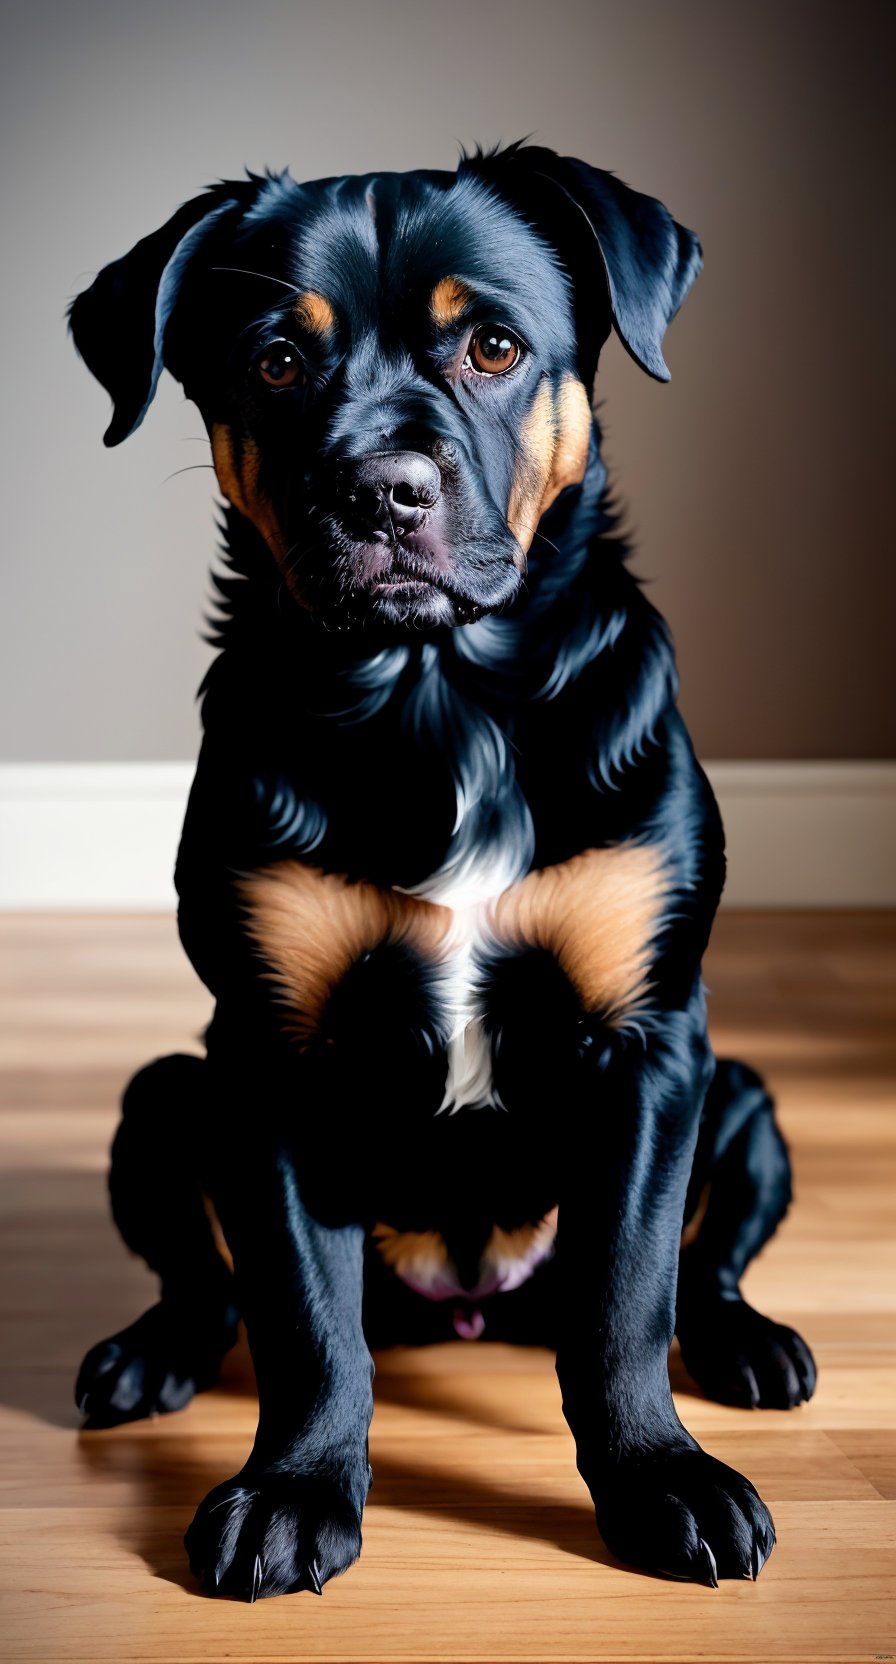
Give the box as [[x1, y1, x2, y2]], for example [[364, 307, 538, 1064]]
[[408, 853, 520, 1114]]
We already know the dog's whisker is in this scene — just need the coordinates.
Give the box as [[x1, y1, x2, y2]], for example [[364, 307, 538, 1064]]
[[163, 464, 217, 483], [211, 265, 303, 296]]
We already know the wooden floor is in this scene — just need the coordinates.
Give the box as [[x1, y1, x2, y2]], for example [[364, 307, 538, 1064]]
[[0, 913, 894, 1663]]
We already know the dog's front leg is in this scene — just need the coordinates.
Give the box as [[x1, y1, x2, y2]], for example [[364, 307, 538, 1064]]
[[557, 992, 776, 1584], [184, 1075, 372, 1601]]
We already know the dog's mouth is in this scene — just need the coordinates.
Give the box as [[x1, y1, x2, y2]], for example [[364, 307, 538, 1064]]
[[303, 512, 521, 631], [343, 533, 496, 625], [368, 544, 444, 598], [367, 546, 472, 608]]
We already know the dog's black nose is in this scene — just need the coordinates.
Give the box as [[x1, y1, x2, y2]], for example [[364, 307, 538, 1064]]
[[344, 451, 442, 535]]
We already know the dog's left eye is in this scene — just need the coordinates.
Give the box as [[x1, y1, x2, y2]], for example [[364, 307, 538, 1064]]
[[463, 325, 522, 377], [255, 340, 306, 389]]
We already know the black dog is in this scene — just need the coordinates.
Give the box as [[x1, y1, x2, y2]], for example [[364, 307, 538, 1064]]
[[69, 144, 816, 1600]]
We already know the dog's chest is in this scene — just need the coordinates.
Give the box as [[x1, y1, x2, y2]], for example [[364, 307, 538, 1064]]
[[240, 838, 670, 1085], [240, 836, 670, 1310]]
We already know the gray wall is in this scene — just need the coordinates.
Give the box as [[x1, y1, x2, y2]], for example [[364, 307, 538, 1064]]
[[1, 0, 893, 762]]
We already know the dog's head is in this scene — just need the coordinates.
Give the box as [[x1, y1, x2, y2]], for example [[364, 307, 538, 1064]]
[[70, 146, 700, 631]]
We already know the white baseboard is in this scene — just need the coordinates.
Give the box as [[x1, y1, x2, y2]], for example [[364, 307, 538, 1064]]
[[0, 764, 191, 910], [0, 761, 893, 910], [706, 761, 895, 906]]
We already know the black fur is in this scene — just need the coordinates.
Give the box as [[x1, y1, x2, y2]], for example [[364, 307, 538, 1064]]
[[70, 144, 815, 1600]]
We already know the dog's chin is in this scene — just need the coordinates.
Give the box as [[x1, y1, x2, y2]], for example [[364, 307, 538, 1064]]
[[313, 580, 503, 634], [367, 578, 476, 629]]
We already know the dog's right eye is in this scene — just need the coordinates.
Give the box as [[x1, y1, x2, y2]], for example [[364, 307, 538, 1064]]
[[464, 324, 523, 377], [255, 340, 306, 389]]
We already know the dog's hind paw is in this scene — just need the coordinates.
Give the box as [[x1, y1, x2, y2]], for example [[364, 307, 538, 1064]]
[[185, 1468, 366, 1600], [677, 1297, 817, 1409], [593, 1445, 776, 1584], [75, 1300, 239, 1428]]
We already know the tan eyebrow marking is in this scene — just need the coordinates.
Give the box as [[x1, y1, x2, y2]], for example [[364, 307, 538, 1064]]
[[238, 861, 451, 1049], [293, 290, 336, 337], [491, 842, 672, 1027], [430, 275, 474, 328]]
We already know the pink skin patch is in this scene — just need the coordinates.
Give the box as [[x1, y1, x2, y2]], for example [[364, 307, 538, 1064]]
[[453, 1303, 486, 1340]]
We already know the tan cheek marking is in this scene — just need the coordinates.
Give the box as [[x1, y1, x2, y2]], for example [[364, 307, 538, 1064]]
[[507, 374, 592, 558], [491, 843, 672, 1026], [238, 862, 451, 1048], [371, 1223, 451, 1294], [507, 380, 556, 560], [539, 375, 592, 516], [293, 290, 335, 337], [211, 423, 288, 564], [430, 276, 474, 328]]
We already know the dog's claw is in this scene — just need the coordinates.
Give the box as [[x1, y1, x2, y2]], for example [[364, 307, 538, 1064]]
[[752, 1526, 774, 1579], [304, 1557, 323, 1595], [696, 1537, 719, 1588], [250, 1552, 263, 1603]]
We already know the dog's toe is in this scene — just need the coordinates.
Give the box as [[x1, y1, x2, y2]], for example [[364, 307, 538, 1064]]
[[593, 1445, 775, 1584], [185, 1470, 365, 1600], [76, 1302, 238, 1428], [677, 1297, 817, 1409]]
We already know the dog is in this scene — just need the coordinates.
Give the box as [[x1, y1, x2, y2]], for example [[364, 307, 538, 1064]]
[[69, 143, 817, 1600]]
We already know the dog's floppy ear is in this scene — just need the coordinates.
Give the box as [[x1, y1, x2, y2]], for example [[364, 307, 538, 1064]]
[[68, 185, 253, 446], [470, 145, 702, 382]]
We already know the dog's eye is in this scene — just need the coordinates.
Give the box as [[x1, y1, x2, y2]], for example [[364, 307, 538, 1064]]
[[255, 340, 305, 389], [464, 325, 522, 377]]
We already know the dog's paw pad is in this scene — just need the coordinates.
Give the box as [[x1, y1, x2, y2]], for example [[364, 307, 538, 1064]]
[[185, 1470, 365, 1600]]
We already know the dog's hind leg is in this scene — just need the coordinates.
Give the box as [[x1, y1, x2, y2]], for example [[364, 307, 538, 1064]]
[[75, 1053, 239, 1427], [675, 1058, 816, 1408]]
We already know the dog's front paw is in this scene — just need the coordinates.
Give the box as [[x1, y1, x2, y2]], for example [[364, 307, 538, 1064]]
[[76, 1301, 239, 1428], [185, 1468, 366, 1600], [593, 1446, 775, 1584], [677, 1296, 817, 1409]]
